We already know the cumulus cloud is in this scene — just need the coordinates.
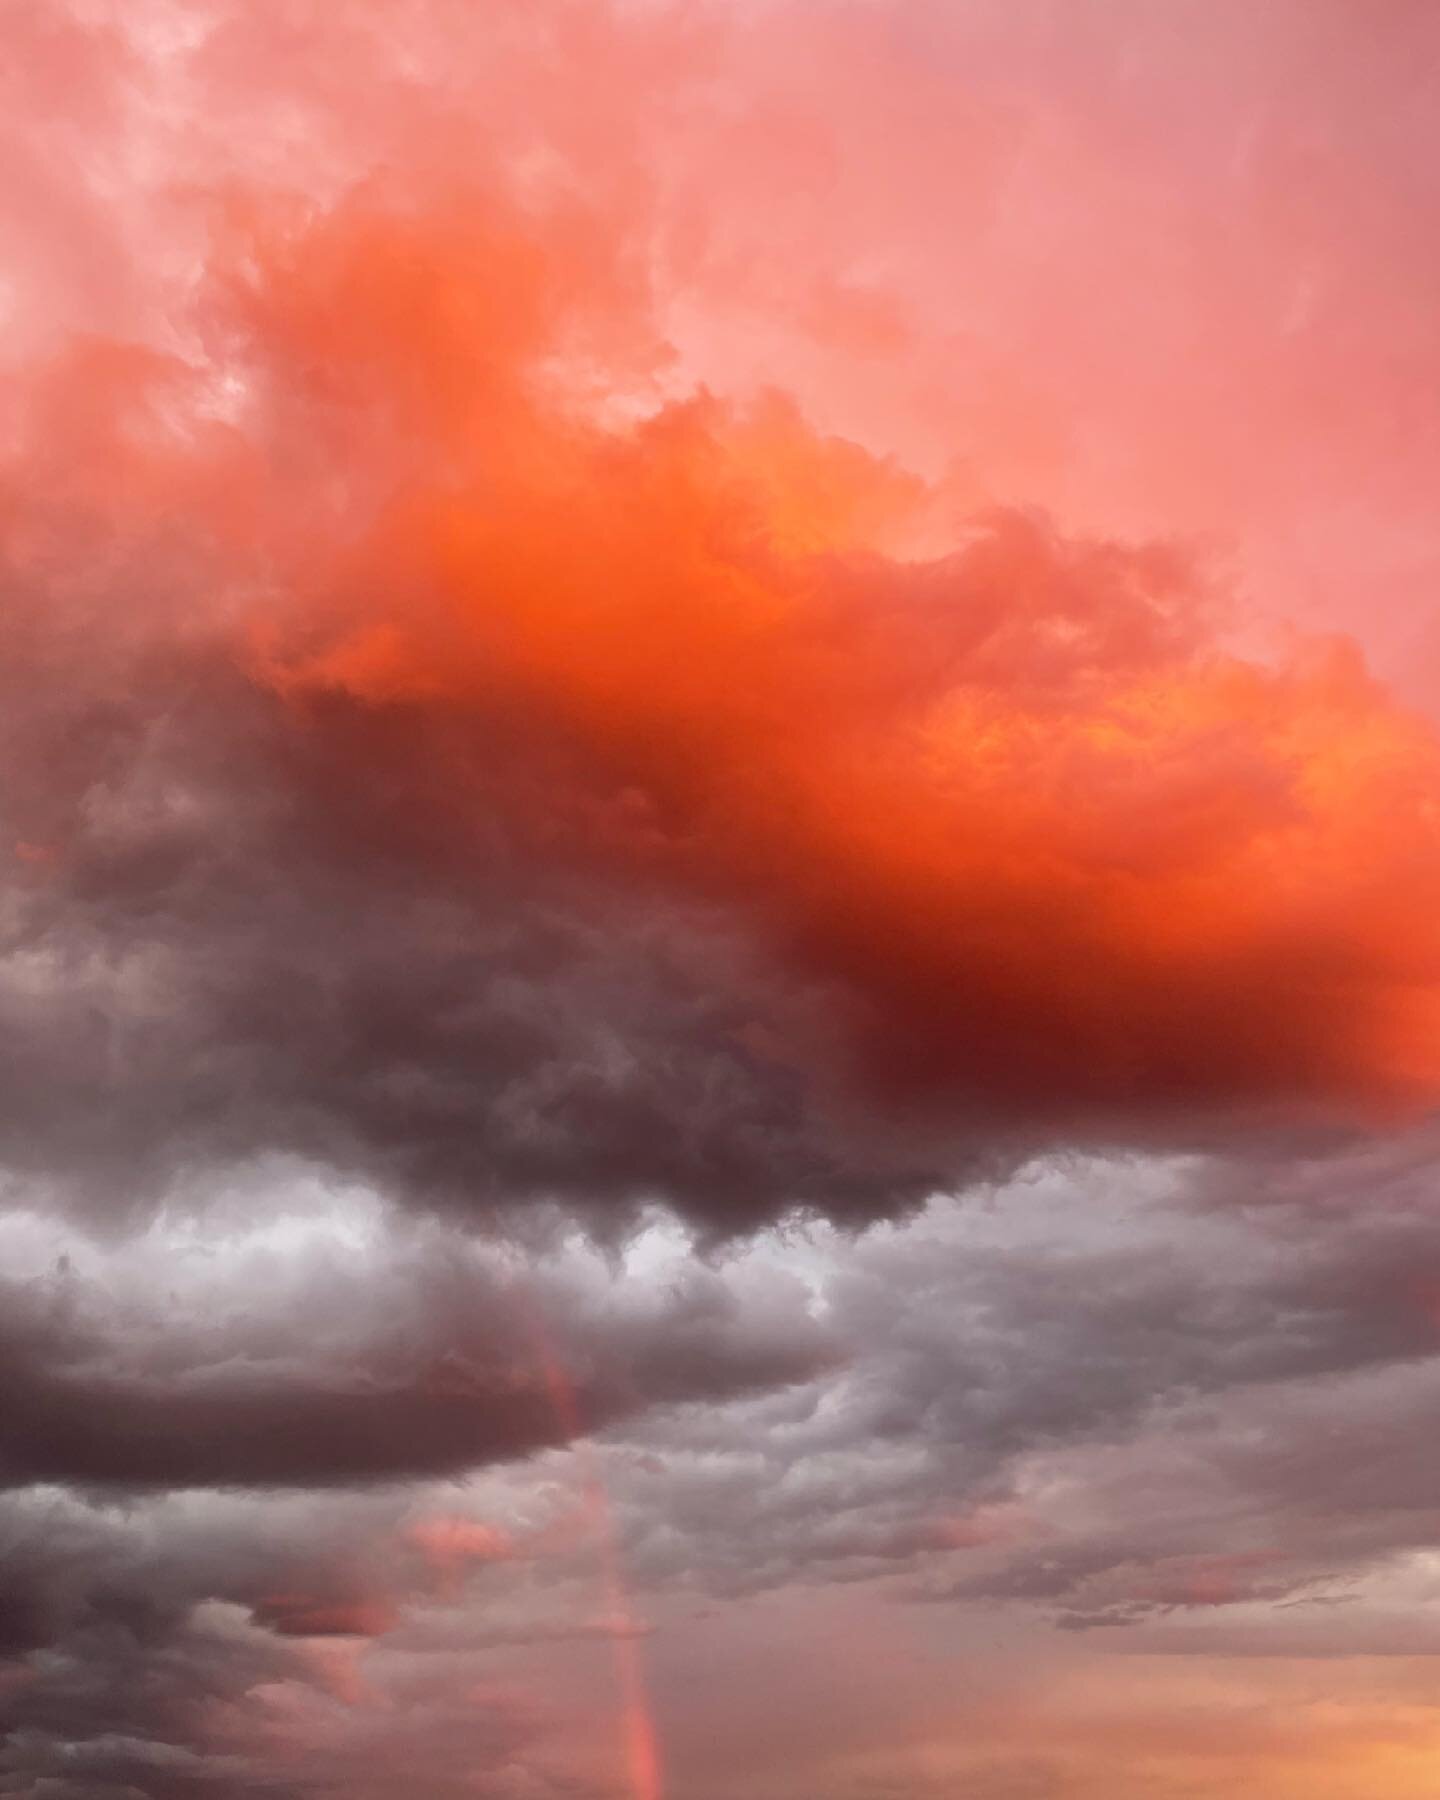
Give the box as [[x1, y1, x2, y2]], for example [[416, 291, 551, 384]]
[[5, 191, 1440, 1243]]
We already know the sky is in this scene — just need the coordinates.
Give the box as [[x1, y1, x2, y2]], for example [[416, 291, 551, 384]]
[[3, 2, 1440, 1796]]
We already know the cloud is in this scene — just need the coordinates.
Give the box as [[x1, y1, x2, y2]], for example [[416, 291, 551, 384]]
[[0, 1204, 834, 1491], [3, 183, 1440, 1248], [236, 192, 1440, 1144], [4, 4, 1440, 1798], [4, 1154, 1440, 1794], [0, 1465, 639, 1797], [586, 1158, 1440, 1618], [0, 604, 948, 1233]]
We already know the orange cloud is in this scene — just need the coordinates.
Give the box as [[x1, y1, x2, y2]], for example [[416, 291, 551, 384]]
[[231, 196, 1440, 1143]]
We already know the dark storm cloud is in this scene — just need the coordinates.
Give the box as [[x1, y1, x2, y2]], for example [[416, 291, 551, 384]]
[[0, 614, 949, 1238]]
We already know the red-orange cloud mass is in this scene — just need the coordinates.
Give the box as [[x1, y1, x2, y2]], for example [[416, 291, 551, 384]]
[[215, 196, 1440, 1142]]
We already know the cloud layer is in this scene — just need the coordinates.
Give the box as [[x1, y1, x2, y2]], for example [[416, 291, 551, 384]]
[[4, 3, 1440, 1798]]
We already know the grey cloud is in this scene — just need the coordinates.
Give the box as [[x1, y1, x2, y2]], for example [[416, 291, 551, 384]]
[[0, 617, 949, 1239], [595, 1167, 1440, 1616], [0, 1486, 535, 1799], [923, 1352, 1440, 1628], [5, 1156, 1440, 1792], [0, 1211, 834, 1491]]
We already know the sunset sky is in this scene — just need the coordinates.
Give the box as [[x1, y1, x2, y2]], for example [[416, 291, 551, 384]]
[[4, 3, 1440, 1796]]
